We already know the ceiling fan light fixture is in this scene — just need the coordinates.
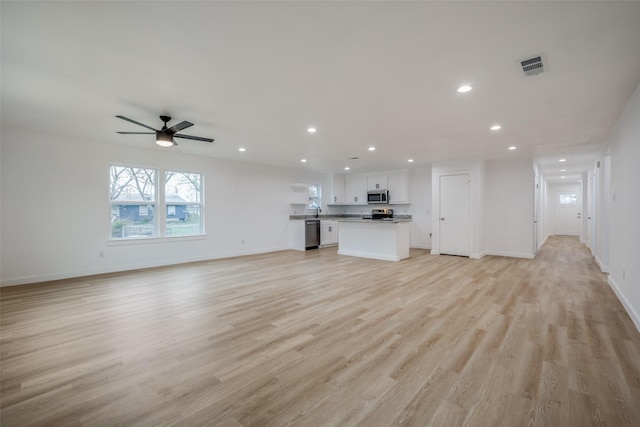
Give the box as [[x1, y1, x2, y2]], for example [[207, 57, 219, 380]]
[[156, 131, 174, 147]]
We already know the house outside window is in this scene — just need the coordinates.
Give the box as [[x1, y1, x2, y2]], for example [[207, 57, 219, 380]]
[[165, 171, 203, 236], [109, 166, 204, 239], [110, 165, 156, 238]]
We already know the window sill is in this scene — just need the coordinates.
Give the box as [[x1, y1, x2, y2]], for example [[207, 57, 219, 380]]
[[107, 234, 207, 246]]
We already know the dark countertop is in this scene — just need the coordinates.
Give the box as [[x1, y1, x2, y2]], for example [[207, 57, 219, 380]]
[[289, 214, 411, 221], [338, 218, 412, 224]]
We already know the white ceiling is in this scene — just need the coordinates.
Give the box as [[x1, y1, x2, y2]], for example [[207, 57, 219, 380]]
[[3, 1, 640, 180]]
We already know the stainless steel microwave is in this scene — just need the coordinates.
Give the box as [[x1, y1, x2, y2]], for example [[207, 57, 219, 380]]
[[367, 190, 389, 204]]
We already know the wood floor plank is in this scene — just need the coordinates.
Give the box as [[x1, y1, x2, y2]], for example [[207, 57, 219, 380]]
[[1, 236, 640, 426]]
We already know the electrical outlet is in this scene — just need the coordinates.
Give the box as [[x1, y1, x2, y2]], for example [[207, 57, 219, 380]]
[[98, 250, 104, 258], [241, 238, 245, 244], [622, 269, 626, 279]]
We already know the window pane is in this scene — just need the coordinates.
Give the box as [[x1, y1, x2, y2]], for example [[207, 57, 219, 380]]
[[110, 166, 157, 239], [165, 205, 202, 236], [110, 166, 156, 202], [111, 204, 156, 238], [165, 171, 203, 236], [165, 172, 201, 202], [308, 184, 321, 210]]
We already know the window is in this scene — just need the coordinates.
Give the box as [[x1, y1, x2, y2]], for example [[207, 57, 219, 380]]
[[165, 171, 203, 236], [109, 166, 204, 239], [559, 193, 577, 206], [110, 166, 156, 238], [308, 184, 321, 210]]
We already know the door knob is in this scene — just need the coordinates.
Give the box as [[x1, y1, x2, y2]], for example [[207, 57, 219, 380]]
[[440, 217, 446, 221]]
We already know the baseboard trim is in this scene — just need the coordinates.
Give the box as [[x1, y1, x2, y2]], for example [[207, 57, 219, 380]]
[[485, 250, 535, 259], [537, 234, 549, 252], [608, 275, 640, 334], [410, 244, 431, 250], [0, 246, 291, 287], [595, 256, 609, 273]]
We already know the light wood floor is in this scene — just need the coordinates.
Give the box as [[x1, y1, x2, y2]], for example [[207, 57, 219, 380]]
[[2, 236, 640, 426]]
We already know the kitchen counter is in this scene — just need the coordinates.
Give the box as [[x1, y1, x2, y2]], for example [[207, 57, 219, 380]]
[[337, 219, 411, 261], [289, 214, 412, 221], [338, 218, 412, 224]]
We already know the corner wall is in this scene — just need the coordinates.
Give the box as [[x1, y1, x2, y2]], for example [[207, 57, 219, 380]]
[[0, 129, 327, 286], [607, 82, 640, 331], [485, 158, 535, 258]]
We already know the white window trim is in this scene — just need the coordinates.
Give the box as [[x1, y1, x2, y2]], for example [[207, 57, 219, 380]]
[[108, 164, 205, 241]]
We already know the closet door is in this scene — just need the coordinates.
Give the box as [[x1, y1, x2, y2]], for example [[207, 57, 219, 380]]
[[439, 174, 470, 256]]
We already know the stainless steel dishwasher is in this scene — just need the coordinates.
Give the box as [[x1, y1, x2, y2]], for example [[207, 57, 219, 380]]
[[305, 219, 320, 250]]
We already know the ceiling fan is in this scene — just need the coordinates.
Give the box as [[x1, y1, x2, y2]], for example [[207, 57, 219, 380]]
[[116, 115, 214, 147]]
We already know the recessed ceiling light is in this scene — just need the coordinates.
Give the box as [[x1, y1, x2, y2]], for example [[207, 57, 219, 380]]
[[560, 169, 567, 172], [238, 147, 246, 152], [559, 158, 567, 162], [344, 167, 350, 171], [408, 159, 414, 163], [508, 146, 517, 150], [368, 147, 376, 151], [307, 127, 316, 133], [301, 158, 307, 163], [561, 176, 566, 179], [490, 125, 502, 131], [457, 85, 472, 93]]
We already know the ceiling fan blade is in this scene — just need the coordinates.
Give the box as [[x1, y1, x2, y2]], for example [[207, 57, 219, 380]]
[[115, 115, 158, 132], [117, 132, 154, 134], [167, 121, 194, 133], [175, 134, 214, 143]]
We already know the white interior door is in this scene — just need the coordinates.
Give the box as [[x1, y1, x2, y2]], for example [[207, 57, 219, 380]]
[[439, 174, 470, 256], [555, 191, 581, 235]]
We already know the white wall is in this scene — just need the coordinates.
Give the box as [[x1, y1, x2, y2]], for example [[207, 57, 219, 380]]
[[485, 158, 535, 258], [0, 129, 327, 286], [408, 166, 432, 249], [606, 82, 640, 331], [595, 153, 611, 272]]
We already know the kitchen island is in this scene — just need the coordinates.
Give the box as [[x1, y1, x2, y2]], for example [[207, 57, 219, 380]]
[[337, 218, 411, 261]]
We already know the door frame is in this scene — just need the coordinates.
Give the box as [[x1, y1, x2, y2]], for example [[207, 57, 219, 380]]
[[438, 173, 471, 257]]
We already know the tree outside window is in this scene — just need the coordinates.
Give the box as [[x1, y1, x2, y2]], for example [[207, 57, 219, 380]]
[[109, 166, 204, 239], [165, 171, 203, 236], [110, 166, 157, 238], [308, 184, 321, 210]]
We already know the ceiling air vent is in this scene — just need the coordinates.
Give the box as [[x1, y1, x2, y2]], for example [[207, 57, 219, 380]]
[[520, 54, 546, 77]]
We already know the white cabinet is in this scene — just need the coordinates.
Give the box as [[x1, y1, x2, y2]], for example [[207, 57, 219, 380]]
[[288, 220, 306, 251], [367, 174, 388, 191], [289, 183, 309, 205], [320, 220, 339, 246], [331, 174, 345, 204], [329, 170, 409, 205], [345, 174, 368, 204], [387, 170, 409, 204]]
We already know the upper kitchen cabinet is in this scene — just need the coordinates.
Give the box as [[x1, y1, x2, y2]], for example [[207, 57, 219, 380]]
[[330, 174, 345, 204], [345, 174, 368, 205], [367, 174, 388, 191], [387, 170, 409, 204]]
